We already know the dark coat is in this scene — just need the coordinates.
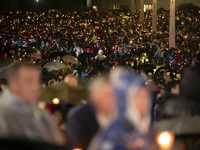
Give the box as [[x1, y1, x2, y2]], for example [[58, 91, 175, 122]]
[[66, 103, 99, 150]]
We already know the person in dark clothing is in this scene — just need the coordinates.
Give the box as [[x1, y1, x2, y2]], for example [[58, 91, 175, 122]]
[[66, 76, 115, 150], [66, 103, 99, 150], [156, 68, 200, 139], [113, 49, 119, 62], [156, 81, 180, 120]]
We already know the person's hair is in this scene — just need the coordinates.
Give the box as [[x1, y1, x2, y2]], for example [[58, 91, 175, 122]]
[[89, 76, 110, 92], [51, 105, 64, 121], [7, 62, 39, 80], [165, 81, 178, 93], [48, 79, 56, 87]]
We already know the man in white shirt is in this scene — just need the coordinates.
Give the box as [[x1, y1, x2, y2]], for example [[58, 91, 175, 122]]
[[98, 48, 103, 55]]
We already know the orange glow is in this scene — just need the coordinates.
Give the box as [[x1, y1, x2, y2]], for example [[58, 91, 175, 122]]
[[156, 131, 175, 150], [52, 98, 60, 105]]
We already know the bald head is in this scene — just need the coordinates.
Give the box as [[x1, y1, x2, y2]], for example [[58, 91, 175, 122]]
[[64, 75, 78, 86]]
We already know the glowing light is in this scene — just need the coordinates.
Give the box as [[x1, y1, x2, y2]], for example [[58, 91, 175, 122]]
[[52, 98, 60, 105], [156, 131, 175, 150], [38, 102, 46, 109]]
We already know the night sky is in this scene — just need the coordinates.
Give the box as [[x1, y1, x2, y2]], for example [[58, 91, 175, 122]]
[[0, 0, 87, 12]]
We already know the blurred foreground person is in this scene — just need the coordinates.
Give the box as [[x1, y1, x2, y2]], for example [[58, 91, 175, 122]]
[[0, 62, 65, 146], [156, 81, 180, 120], [156, 67, 200, 133], [91, 69, 155, 150], [155, 67, 200, 149], [67, 76, 115, 150]]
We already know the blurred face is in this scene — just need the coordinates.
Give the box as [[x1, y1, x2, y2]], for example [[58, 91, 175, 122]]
[[129, 87, 150, 117], [171, 84, 180, 95], [52, 111, 63, 125], [9, 67, 40, 103], [91, 83, 115, 115]]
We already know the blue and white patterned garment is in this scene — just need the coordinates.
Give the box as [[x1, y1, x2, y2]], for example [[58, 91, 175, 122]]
[[92, 72, 156, 150]]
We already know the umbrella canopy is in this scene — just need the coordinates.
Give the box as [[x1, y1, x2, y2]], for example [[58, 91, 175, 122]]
[[78, 77, 90, 86], [140, 64, 156, 70], [52, 39, 60, 43], [155, 66, 172, 75], [117, 34, 123, 37], [156, 116, 200, 135], [151, 34, 157, 36], [39, 81, 88, 104], [125, 45, 132, 48], [0, 58, 16, 68], [148, 43, 156, 46], [111, 32, 118, 36], [78, 53, 91, 62], [86, 48, 95, 52], [153, 39, 160, 43], [43, 62, 66, 72], [50, 52, 68, 57], [27, 53, 41, 59], [28, 39, 36, 42], [164, 38, 169, 41], [122, 16, 129, 19], [95, 55, 106, 61], [93, 40, 99, 43], [0, 67, 9, 79], [62, 55, 78, 64], [112, 61, 119, 65]]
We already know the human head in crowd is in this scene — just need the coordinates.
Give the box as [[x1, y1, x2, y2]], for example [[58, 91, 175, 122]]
[[165, 81, 180, 95], [48, 79, 57, 87], [89, 76, 116, 128], [7, 62, 40, 103], [64, 75, 78, 86]]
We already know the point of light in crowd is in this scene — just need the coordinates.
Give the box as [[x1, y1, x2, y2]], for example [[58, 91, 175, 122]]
[[52, 98, 60, 105], [159, 133, 170, 144], [73, 149, 82, 150], [156, 131, 175, 150], [38, 102, 46, 109]]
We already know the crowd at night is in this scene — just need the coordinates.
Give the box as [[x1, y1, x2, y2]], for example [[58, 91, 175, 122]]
[[0, 2, 200, 150]]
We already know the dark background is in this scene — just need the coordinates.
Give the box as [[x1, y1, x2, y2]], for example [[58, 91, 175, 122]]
[[0, 0, 87, 12]]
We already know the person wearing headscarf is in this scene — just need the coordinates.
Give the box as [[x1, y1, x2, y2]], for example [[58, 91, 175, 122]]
[[89, 68, 155, 150]]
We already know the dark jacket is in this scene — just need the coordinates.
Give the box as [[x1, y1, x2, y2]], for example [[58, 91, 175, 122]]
[[66, 103, 99, 150]]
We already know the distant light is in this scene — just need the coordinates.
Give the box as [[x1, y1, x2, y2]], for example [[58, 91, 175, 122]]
[[156, 131, 175, 150], [36, 0, 39, 2], [52, 98, 60, 105], [38, 102, 46, 109]]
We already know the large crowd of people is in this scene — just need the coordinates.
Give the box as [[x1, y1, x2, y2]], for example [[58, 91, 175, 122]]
[[0, 7, 200, 149]]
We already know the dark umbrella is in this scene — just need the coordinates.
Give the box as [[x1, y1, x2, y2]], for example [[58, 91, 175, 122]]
[[155, 66, 172, 75], [50, 52, 68, 58], [41, 68, 57, 85], [117, 34, 123, 37], [140, 64, 156, 70], [111, 32, 118, 36], [39, 81, 88, 104], [78, 53, 91, 62]]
